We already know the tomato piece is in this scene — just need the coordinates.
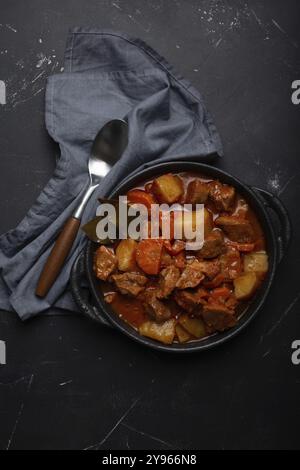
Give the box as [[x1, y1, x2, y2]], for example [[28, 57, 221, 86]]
[[136, 239, 164, 275], [127, 189, 156, 212]]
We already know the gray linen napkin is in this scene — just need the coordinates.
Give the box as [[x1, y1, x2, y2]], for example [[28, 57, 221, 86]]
[[0, 28, 222, 320]]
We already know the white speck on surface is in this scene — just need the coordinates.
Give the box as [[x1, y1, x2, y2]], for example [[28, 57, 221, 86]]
[[112, 1, 122, 10], [84, 396, 141, 450], [267, 292, 300, 336], [5, 24, 17, 33], [122, 423, 175, 449], [127, 12, 151, 33], [272, 18, 298, 48], [6, 374, 34, 450], [279, 172, 300, 196], [251, 9, 263, 27], [6, 403, 24, 450], [38, 38, 43, 43], [176, 44, 180, 49], [32, 87, 44, 97], [31, 70, 45, 83], [262, 349, 271, 358], [267, 173, 281, 192], [193, 68, 199, 72], [6, 43, 61, 109], [36, 52, 52, 68], [271, 19, 286, 35], [214, 37, 223, 48], [59, 380, 73, 387]]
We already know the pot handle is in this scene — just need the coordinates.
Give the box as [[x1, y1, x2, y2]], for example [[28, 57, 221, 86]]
[[252, 187, 292, 263], [70, 250, 111, 327]]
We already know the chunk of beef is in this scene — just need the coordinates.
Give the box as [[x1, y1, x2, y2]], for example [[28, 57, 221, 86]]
[[174, 288, 208, 313], [202, 303, 237, 332], [185, 179, 210, 204], [232, 198, 249, 218], [111, 272, 147, 297], [160, 248, 173, 268], [196, 259, 220, 280], [174, 252, 186, 269], [157, 265, 181, 299], [215, 216, 255, 243], [142, 290, 172, 322], [209, 181, 236, 211], [219, 247, 242, 280], [197, 229, 225, 258], [164, 240, 186, 255], [176, 259, 205, 289], [225, 294, 238, 310], [94, 246, 117, 281]]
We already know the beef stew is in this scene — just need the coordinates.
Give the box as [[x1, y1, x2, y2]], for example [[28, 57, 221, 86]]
[[93, 172, 269, 345]]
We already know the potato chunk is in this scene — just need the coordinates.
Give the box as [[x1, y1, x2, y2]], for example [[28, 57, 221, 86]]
[[139, 319, 176, 344], [175, 324, 192, 343], [244, 251, 268, 274], [152, 174, 183, 203], [116, 239, 138, 271], [173, 208, 213, 241], [233, 272, 258, 300], [178, 314, 206, 339]]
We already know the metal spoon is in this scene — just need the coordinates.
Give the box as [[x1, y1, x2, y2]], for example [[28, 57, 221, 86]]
[[36, 119, 128, 297]]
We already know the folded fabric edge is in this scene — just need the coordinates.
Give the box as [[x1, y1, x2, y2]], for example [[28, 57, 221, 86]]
[[63, 27, 223, 156]]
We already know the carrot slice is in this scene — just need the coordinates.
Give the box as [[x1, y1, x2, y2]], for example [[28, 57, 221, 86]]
[[225, 241, 255, 252], [136, 239, 164, 275], [211, 287, 231, 300], [203, 273, 225, 288], [127, 189, 156, 212]]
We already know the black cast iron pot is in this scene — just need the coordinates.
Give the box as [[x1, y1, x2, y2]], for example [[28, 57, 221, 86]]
[[70, 162, 291, 353]]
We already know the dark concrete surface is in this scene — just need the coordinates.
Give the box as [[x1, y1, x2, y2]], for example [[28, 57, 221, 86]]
[[0, 0, 299, 450]]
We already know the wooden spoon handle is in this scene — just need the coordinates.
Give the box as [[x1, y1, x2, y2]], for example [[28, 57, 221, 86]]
[[35, 217, 81, 297]]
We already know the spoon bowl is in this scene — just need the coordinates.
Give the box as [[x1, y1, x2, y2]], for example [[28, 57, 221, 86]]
[[36, 119, 128, 297]]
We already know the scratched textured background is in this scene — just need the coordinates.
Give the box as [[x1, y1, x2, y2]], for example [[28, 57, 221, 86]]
[[0, 0, 300, 450]]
